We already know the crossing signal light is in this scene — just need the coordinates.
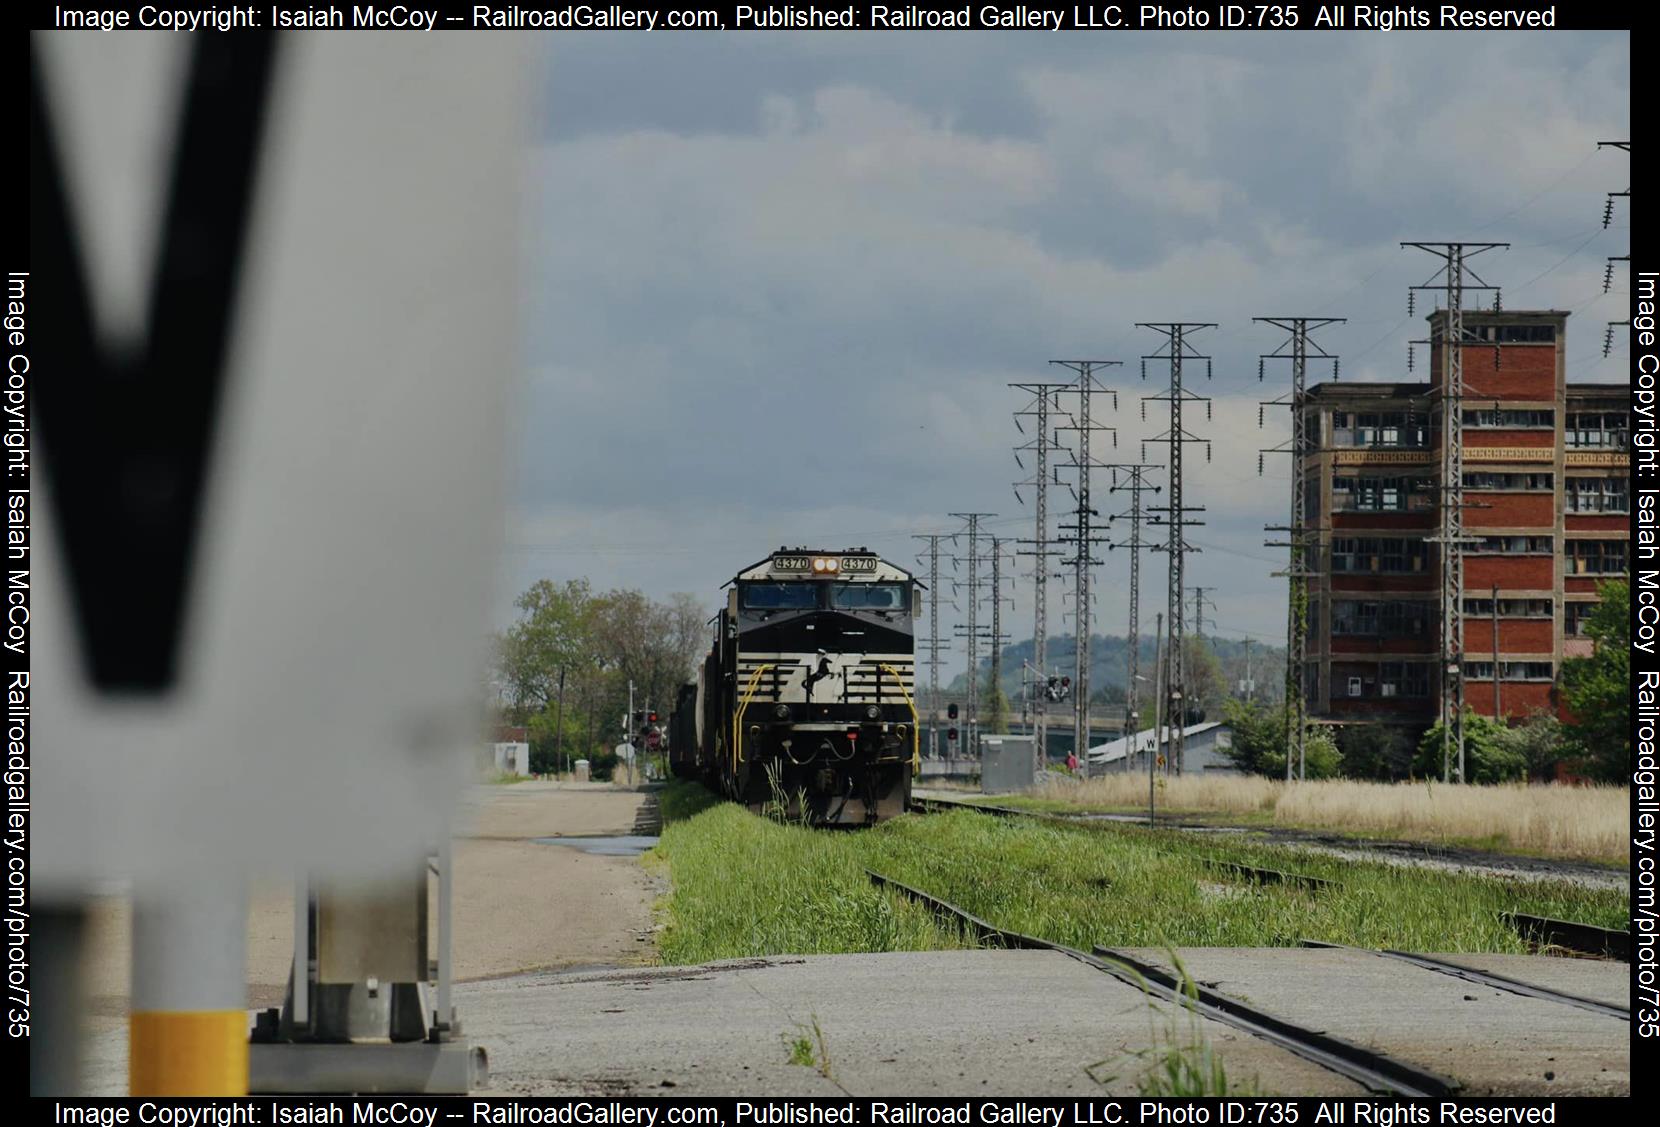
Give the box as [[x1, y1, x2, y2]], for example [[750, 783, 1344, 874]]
[[648, 711, 658, 724], [947, 703, 959, 720]]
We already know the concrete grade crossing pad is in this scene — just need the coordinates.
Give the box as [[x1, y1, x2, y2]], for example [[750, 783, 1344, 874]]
[[461, 950, 1366, 1097], [1110, 948, 1629, 1096]]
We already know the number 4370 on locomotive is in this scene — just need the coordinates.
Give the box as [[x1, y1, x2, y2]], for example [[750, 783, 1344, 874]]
[[668, 548, 922, 825]]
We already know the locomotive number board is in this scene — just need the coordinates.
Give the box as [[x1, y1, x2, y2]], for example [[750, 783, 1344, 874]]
[[770, 554, 880, 573]]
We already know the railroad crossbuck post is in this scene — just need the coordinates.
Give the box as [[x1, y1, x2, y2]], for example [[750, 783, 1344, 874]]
[[31, 34, 526, 1093]]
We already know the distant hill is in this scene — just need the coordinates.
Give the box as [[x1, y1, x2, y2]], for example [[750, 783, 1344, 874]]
[[947, 632, 1287, 707]]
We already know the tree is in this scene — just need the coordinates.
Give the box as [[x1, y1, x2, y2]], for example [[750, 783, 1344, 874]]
[[982, 671, 1010, 735], [1181, 638, 1225, 724], [1560, 578, 1630, 781], [1413, 710, 1525, 784], [1333, 723, 1414, 781], [495, 578, 594, 722], [1219, 698, 1285, 776], [1499, 710, 1570, 782], [1261, 728, 1343, 781]]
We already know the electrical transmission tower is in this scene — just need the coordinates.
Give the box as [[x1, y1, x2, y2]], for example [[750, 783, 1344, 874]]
[[1011, 380, 1070, 770], [1052, 360, 1121, 776], [1403, 242, 1508, 784], [949, 512, 995, 757], [1103, 464, 1159, 769], [1137, 323, 1215, 776], [1601, 141, 1630, 357], [1256, 316, 1344, 781], [912, 533, 951, 759]]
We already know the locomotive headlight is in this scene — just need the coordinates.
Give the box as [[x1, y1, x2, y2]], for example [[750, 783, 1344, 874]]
[[825, 557, 839, 572], [812, 557, 826, 572], [865, 705, 881, 720]]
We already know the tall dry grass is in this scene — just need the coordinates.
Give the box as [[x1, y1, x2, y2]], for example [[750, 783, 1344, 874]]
[[1028, 774, 1629, 862]]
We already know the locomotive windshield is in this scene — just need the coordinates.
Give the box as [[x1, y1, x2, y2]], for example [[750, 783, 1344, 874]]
[[830, 583, 907, 610], [741, 583, 818, 610]]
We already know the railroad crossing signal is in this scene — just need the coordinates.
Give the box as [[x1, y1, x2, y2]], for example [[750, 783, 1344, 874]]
[[646, 730, 661, 750]]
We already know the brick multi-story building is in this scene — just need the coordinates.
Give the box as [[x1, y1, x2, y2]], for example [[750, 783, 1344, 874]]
[[1300, 310, 1629, 728]]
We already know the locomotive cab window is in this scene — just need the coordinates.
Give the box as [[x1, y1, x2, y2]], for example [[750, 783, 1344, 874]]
[[830, 583, 908, 611], [741, 583, 819, 610]]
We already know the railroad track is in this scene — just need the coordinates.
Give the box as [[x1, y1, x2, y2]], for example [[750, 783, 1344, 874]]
[[911, 794, 1342, 892], [1502, 912, 1630, 961], [1302, 941, 1628, 1021], [865, 868, 1459, 1097]]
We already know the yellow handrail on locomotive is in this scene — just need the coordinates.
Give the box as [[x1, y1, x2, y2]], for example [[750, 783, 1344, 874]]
[[732, 663, 772, 775], [879, 663, 921, 776]]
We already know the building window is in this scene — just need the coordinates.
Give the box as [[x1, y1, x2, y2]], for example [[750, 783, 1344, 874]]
[[1565, 412, 1629, 449], [1565, 602, 1597, 636], [1464, 661, 1556, 684], [1470, 536, 1554, 555], [1463, 409, 1554, 428], [1565, 540, 1628, 575], [1463, 598, 1552, 618], [1331, 537, 1428, 573], [1332, 600, 1434, 637], [1463, 472, 1553, 490], [1447, 324, 1558, 343], [1337, 662, 1432, 698], [1565, 477, 1630, 513], [1329, 410, 1428, 449], [1331, 474, 1435, 512], [1378, 662, 1431, 698]]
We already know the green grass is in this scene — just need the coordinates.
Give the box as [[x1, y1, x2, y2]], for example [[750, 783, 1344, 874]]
[[648, 785, 974, 963], [648, 782, 1628, 964]]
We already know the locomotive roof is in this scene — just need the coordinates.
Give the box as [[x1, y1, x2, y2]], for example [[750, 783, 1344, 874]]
[[730, 548, 918, 585]]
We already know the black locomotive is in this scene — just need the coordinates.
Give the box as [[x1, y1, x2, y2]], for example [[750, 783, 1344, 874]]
[[669, 548, 920, 824]]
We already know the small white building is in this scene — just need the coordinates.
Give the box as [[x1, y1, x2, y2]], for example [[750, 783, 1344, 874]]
[[491, 741, 530, 776], [1085, 721, 1239, 775]]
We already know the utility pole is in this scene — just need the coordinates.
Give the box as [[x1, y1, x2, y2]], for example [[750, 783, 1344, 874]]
[[1011, 380, 1070, 775], [950, 512, 995, 758], [1256, 316, 1343, 782], [1404, 242, 1508, 783], [1137, 323, 1215, 776], [1601, 142, 1630, 358], [913, 533, 950, 759], [1105, 464, 1160, 769], [1243, 639, 1253, 703]]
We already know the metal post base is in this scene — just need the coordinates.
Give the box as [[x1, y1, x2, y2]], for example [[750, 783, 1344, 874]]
[[248, 1040, 487, 1094]]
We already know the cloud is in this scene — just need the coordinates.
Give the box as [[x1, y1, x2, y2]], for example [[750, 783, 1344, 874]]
[[506, 31, 1630, 677]]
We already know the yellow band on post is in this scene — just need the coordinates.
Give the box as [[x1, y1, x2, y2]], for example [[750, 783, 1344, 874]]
[[129, 1010, 249, 1096]]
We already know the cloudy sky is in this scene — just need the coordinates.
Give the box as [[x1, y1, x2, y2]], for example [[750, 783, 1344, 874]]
[[499, 30, 1630, 679]]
